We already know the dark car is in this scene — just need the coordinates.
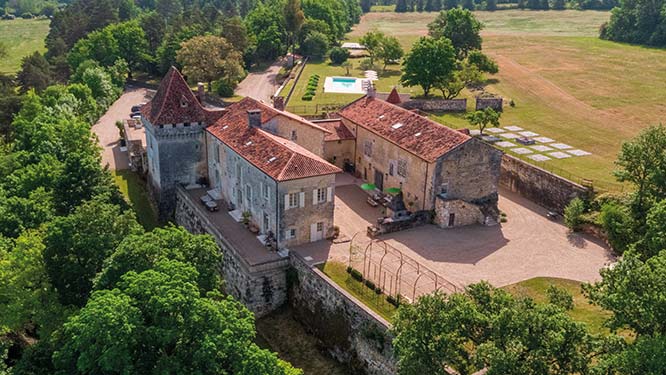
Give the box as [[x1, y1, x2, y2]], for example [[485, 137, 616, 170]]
[[131, 105, 142, 113], [130, 111, 142, 118]]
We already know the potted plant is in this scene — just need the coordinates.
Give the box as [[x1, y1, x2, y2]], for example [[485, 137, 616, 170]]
[[241, 211, 251, 227]]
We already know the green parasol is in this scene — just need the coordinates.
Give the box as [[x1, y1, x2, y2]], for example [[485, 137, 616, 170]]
[[361, 183, 376, 191], [385, 187, 401, 194]]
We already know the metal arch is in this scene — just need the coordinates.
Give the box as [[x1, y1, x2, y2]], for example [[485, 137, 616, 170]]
[[412, 272, 426, 301], [348, 232, 362, 268]]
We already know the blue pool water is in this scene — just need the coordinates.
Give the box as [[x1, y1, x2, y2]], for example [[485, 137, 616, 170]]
[[331, 77, 358, 88]]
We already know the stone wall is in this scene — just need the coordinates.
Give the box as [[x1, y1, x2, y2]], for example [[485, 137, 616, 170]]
[[500, 154, 589, 213], [175, 186, 289, 317], [401, 98, 467, 112], [434, 198, 487, 228], [289, 253, 398, 375], [475, 97, 503, 111]]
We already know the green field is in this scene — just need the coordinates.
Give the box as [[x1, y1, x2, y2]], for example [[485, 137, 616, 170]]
[[287, 10, 666, 191], [113, 170, 159, 230], [0, 18, 50, 74]]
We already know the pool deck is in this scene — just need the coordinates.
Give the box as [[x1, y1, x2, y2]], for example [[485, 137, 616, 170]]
[[324, 76, 367, 94]]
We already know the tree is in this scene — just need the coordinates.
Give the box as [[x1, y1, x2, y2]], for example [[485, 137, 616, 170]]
[[107, 21, 149, 78], [300, 31, 329, 59], [563, 197, 585, 230], [94, 226, 222, 293], [401, 37, 456, 97], [67, 28, 120, 71], [377, 35, 404, 71], [584, 250, 666, 335], [359, 30, 384, 65], [614, 125, 666, 218], [222, 16, 250, 53], [396, 0, 409, 12], [640, 200, 666, 259], [393, 283, 596, 375], [428, 8, 483, 59], [16, 52, 52, 93], [246, 2, 288, 61], [53, 260, 302, 375], [361, 0, 373, 12], [599, 203, 636, 254], [176, 35, 244, 92], [466, 107, 500, 135], [342, 60, 353, 76], [467, 50, 498, 74], [329, 46, 350, 64], [284, 0, 305, 55], [43, 197, 142, 307], [601, 0, 666, 47], [437, 62, 482, 99], [156, 0, 183, 24]]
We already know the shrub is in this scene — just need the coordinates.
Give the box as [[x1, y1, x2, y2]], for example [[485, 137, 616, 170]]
[[346, 266, 353, 274], [329, 47, 350, 65], [301, 94, 313, 101], [364, 279, 376, 290], [600, 203, 635, 254], [386, 295, 400, 307], [359, 58, 375, 71], [564, 197, 586, 230], [21, 12, 33, 19], [301, 31, 329, 59], [214, 80, 235, 97], [374, 286, 382, 295], [349, 268, 363, 282], [547, 285, 574, 310]]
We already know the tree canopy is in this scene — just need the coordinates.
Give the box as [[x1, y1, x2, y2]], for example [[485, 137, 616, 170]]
[[400, 36, 456, 97], [427, 8, 483, 59]]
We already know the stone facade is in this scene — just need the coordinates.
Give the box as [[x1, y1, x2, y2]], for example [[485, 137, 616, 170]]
[[434, 198, 487, 228], [476, 97, 503, 111], [144, 119, 208, 219], [175, 186, 289, 317], [261, 115, 327, 157], [289, 254, 398, 375], [500, 154, 589, 213], [401, 98, 467, 112], [324, 139, 355, 169]]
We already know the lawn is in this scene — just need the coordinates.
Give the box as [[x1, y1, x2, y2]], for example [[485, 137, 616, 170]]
[[317, 261, 398, 322], [113, 170, 159, 230], [290, 9, 666, 191], [0, 18, 50, 74], [503, 277, 632, 338]]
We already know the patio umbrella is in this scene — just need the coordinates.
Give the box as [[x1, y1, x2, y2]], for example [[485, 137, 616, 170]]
[[361, 183, 376, 191], [385, 187, 401, 195]]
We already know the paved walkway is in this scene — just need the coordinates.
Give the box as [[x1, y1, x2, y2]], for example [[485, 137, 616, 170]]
[[91, 86, 153, 170], [294, 176, 615, 296], [235, 60, 284, 103]]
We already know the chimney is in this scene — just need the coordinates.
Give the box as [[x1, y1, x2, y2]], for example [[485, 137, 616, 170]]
[[367, 83, 376, 98], [273, 96, 285, 111], [196, 82, 205, 103], [247, 109, 262, 128]]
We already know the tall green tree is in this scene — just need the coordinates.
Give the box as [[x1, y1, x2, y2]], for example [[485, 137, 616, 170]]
[[428, 8, 483, 59], [107, 21, 149, 78], [284, 0, 305, 56], [176, 35, 244, 91], [17, 52, 52, 93], [466, 107, 501, 135], [377, 35, 404, 71], [359, 30, 384, 65], [401, 36, 456, 97]]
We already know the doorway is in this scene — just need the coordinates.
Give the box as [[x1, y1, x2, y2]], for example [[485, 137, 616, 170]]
[[448, 213, 455, 227], [310, 222, 324, 242], [374, 169, 384, 191]]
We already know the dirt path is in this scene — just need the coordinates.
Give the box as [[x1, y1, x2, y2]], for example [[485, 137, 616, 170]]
[[235, 61, 283, 103], [91, 86, 153, 171]]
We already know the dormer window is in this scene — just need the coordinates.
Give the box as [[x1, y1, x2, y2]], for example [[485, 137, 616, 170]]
[[180, 95, 189, 108]]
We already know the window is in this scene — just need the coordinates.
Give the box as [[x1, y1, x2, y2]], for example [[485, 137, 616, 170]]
[[245, 185, 252, 205], [316, 188, 326, 204], [285, 228, 297, 239], [363, 140, 373, 157], [440, 182, 449, 197], [236, 163, 242, 182], [214, 143, 220, 163], [263, 183, 270, 200], [397, 158, 408, 178], [291, 130, 297, 141], [316, 222, 324, 232], [388, 160, 395, 176], [288, 193, 298, 209]]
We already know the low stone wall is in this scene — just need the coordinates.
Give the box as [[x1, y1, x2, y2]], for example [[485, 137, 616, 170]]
[[500, 154, 589, 213], [369, 211, 432, 236], [289, 253, 398, 375], [434, 198, 486, 228], [476, 97, 503, 111], [401, 98, 467, 112], [175, 186, 289, 317]]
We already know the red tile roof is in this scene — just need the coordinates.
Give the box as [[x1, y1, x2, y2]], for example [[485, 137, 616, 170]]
[[207, 98, 341, 181], [386, 87, 402, 104], [141, 66, 225, 126], [312, 119, 356, 141], [338, 96, 471, 162]]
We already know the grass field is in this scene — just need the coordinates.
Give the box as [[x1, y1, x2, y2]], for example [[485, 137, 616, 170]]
[[113, 170, 159, 230], [287, 10, 666, 190], [0, 18, 50, 74], [318, 261, 398, 322]]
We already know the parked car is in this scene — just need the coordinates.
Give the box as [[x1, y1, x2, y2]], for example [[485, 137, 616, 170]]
[[130, 111, 141, 118], [131, 104, 143, 113]]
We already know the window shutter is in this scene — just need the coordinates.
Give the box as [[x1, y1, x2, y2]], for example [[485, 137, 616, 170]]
[[299, 192, 305, 207], [327, 187, 333, 202], [284, 194, 290, 210], [312, 189, 318, 205]]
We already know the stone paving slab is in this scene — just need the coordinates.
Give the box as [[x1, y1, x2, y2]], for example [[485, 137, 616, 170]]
[[528, 154, 551, 161], [551, 143, 573, 150], [486, 127, 506, 133], [550, 151, 572, 159], [504, 125, 523, 131], [501, 133, 521, 139], [568, 149, 591, 156], [496, 141, 517, 148], [531, 145, 554, 152], [470, 129, 481, 135], [519, 131, 539, 137], [512, 147, 533, 155], [534, 136, 555, 143]]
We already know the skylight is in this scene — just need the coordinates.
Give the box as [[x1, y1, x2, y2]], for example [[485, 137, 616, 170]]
[[392, 123, 404, 130], [222, 125, 228, 130], [415, 132, 422, 137], [268, 156, 277, 163], [378, 115, 385, 120], [245, 141, 253, 146]]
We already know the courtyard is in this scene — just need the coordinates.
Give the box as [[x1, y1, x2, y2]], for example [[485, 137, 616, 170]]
[[293, 174, 615, 297]]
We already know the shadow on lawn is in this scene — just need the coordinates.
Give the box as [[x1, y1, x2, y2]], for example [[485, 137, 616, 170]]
[[113, 170, 159, 230]]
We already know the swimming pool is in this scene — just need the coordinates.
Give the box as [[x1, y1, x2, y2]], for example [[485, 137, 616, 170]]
[[324, 76, 368, 94]]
